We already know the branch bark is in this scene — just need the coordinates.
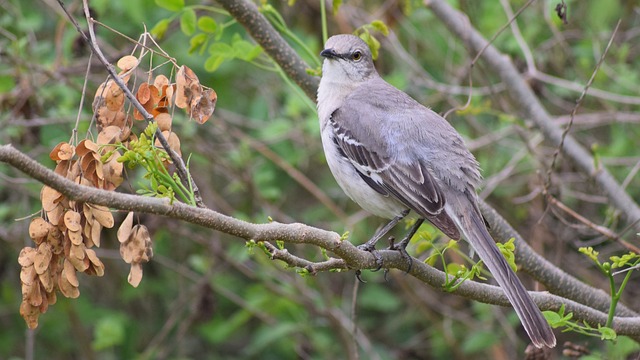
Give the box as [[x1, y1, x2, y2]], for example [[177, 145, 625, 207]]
[[2, 143, 640, 336]]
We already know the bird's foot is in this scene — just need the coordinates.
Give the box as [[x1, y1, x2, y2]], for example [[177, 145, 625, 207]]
[[357, 242, 383, 271], [388, 237, 413, 274]]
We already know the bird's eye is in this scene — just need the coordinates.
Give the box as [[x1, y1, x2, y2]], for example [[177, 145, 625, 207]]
[[352, 51, 362, 61]]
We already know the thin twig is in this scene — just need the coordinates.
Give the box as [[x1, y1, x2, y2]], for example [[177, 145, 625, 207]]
[[544, 20, 621, 193], [443, 0, 537, 118]]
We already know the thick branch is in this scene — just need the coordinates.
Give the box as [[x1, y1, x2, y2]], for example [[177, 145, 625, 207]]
[[214, 0, 319, 100], [2, 143, 640, 336], [426, 0, 640, 231]]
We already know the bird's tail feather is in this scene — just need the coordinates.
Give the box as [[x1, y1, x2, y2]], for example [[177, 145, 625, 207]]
[[447, 194, 556, 348]]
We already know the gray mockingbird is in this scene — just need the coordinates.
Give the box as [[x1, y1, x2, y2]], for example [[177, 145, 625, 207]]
[[316, 34, 556, 348]]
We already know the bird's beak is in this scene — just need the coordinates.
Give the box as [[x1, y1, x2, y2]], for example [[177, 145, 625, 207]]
[[320, 48, 339, 59]]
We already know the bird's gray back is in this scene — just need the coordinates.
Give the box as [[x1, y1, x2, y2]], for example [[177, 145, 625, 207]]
[[338, 77, 482, 193]]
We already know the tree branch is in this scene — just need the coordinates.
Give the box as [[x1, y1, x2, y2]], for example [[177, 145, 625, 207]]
[[214, 0, 319, 100], [2, 143, 640, 336]]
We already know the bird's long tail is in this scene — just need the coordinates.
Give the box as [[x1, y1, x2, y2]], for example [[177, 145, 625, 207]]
[[446, 193, 556, 348]]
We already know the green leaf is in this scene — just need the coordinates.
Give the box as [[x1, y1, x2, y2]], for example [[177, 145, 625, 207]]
[[208, 42, 234, 58], [189, 33, 207, 53], [204, 55, 225, 72], [92, 315, 126, 350], [332, 0, 342, 14], [370, 20, 389, 35], [155, 0, 184, 12], [197, 16, 217, 33], [232, 39, 262, 61], [598, 325, 617, 340], [150, 19, 171, 39], [180, 8, 197, 36]]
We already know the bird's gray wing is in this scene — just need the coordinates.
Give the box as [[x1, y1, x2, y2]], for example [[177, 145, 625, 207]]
[[329, 104, 460, 239]]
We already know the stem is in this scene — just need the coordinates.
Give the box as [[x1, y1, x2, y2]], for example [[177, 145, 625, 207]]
[[320, 0, 328, 44], [606, 273, 617, 328]]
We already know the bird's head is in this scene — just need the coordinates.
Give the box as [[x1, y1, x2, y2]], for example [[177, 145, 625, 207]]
[[320, 35, 377, 84]]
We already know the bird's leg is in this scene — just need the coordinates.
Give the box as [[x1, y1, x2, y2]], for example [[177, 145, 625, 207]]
[[389, 218, 424, 273], [356, 209, 409, 273]]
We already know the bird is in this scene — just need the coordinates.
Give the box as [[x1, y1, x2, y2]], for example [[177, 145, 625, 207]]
[[316, 34, 556, 348]]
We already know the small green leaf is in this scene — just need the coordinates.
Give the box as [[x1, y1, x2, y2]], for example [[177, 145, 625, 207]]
[[208, 42, 234, 57], [180, 8, 197, 36], [204, 55, 225, 72], [370, 20, 389, 36], [233, 39, 263, 61], [197, 16, 218, 33], [189, 33, 208, 53], [332, 0, 343, 13], [150, 19, 171, 39], [155, 0, 184, 12], [598, 325, 617, 340]]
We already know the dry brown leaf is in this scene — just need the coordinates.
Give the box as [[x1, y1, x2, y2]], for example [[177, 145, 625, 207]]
[[137, 82, 151, 104], [106, 82, 125, 112], [58, 143, 75, 161], [91, 205, 114, 228], [95, 160, 104, 181], [68, 229, 83, 246], [155, 131, 181, 156], [41, 186, 62, 212], [46, 288, 57, 305], [67, 253, 89, 272], [20, 265, 36, 285], [149, 84, 162, 105], [76, 139, 99, 157], [49, 142, 65, 161], [80, 153, 96, 172], [91, 218, 102, 247], [47, 227, 64, 254], [118, 212, 135, 243], [46, 204, 64, 226], [20, 301, 40, 329], [190, 88, 217, 124], [38, 268, 54, 293], [63, 210, 82, 232], [165, 84, 175, 107], [97, 125, 124, 147], [70, 243, 85, 261], [29, 218, 51, 242], [175, 65, 200, 109], [85, 248, 105, 277], [83, 203, 93, 223], [128, 263, 143, 287], [155, 113, 172, 131], [30, 281, 43, 307], [153, 74, 169, 90], [33, 243, 52, 275], [97, 107, 127, 129], [103, 151, 124, 189], [18, 247, 36, 267], [117, 55, 138, 72], [58, 271, 80, 298], [63, 259, 79, 287]]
